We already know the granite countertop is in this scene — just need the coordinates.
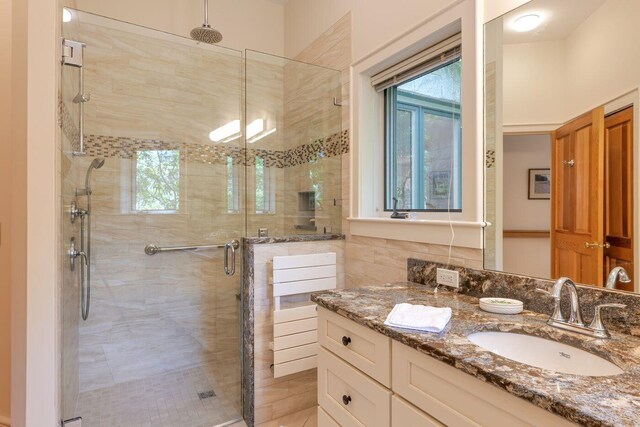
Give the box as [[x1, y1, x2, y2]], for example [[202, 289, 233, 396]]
[[311, 282, 640, 427]]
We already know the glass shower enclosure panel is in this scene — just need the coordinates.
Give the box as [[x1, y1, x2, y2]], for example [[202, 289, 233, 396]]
[[245, 50, 343, 237], [61, 9, 244, 426]]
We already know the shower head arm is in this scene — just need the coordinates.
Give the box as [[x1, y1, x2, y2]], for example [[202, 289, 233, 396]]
[[203, 0, 209, 26]]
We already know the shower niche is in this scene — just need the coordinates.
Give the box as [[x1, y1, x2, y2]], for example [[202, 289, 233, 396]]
[[295, 191, 317, 231]]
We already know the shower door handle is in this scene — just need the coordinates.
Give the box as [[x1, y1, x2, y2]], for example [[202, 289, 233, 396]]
[[224, 239, 239, 276]]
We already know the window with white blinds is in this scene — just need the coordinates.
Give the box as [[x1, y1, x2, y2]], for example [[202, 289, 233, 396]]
[[371, 33, 461, 93]]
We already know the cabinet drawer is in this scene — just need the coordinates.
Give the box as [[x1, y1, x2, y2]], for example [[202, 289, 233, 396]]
[[318, 347, 391, 427], [392, 395, 445, 427], [318, 307, 391, 386], [392, 341, 575, 427], [318, 406, 340, 427]]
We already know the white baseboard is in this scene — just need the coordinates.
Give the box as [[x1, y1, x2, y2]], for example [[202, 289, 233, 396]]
[[0, 414, 10, 427]]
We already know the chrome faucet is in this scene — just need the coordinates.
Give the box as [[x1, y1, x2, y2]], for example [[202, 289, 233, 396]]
[[544, 277, 584, 326], [537, 277, 626, 339], [605, 266, 631, 290]]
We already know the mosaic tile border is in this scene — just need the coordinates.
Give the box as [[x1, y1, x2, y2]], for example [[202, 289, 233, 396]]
[[59, 93, 80, 150], [82, 130, 349, 168], [486, 149, 495, 169], [59, 96, 349, 167]]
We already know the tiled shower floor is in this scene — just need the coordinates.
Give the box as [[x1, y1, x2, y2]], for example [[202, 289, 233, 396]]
[[75, 364, 242, 427]]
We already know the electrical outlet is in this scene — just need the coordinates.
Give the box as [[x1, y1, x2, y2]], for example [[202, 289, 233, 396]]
[[437, 268, 460, 288]]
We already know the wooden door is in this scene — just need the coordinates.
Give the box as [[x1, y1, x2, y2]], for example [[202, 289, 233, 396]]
[[604, 106, 634, 290], [551, 107, 605, 285]]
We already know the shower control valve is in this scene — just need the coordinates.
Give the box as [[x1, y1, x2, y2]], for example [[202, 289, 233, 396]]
[[69, 237, 87, 272], [70, 200, 87, 223]]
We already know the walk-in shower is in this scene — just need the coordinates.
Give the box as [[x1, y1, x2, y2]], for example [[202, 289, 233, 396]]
[[60, 8, 342, 427]]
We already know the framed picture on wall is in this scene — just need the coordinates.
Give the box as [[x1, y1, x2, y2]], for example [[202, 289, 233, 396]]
[[528, 168, 551, 200]]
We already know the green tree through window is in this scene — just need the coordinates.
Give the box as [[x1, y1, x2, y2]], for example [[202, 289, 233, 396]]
[[135, 150, 180, 211]]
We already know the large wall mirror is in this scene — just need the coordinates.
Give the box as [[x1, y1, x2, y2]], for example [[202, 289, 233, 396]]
[[484, 0, 640, 293]]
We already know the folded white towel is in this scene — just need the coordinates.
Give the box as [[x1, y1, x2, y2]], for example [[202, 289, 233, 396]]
[[384, 303, 452, 333]]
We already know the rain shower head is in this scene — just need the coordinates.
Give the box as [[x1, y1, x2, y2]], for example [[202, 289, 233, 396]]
[[191, 0, 223, 44], [191, 26, 223, 44]]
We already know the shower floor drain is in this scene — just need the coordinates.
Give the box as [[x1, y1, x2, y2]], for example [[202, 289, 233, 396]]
[[198, 390, 216, 400]]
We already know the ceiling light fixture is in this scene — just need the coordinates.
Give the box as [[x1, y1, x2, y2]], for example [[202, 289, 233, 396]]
[[512, 14, 542, 32], [62, 8, 72, 23]]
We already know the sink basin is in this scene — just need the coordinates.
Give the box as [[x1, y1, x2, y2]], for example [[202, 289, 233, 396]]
[[468, 332, 623, 377]]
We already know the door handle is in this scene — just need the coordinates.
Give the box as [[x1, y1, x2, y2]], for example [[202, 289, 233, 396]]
[[584, 241, 611, 249], [224, 239, 239, 276], [563, 159, 575, 167]]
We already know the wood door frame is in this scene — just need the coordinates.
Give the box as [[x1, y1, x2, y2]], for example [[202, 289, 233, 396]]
[[496, 94, 639, 292], [603, 106, 634, 290]]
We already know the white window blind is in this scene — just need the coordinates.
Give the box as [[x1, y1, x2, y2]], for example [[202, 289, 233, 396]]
[[371, 33, 462, 92]]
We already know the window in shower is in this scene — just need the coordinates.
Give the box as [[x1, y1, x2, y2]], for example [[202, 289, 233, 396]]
[[134, 149, 181, 212], [227, 156, 240, 213], [255, 156, 275, 214]]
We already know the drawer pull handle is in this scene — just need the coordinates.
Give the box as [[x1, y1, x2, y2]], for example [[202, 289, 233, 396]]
[[342, 336, 351, 346], [342, 394, 352, 405]]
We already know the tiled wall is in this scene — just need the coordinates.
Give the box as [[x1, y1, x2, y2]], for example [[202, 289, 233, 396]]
[[251, 239, 345, 426], [292, 13, 351, 241], [244, 50, 344, 238], [484, 61, 497, 270], [282, 52, 344, 236]]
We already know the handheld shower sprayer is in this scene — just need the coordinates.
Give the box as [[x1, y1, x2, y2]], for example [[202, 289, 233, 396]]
[[74, 157, 105, 320]]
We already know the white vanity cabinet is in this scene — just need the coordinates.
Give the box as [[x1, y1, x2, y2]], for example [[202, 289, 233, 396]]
[[317, 307, 575, 427]]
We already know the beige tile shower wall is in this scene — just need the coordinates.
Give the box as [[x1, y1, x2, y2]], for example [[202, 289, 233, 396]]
[[77, 24, 242, 142], [246, 53, 286, 237], [252, 240, 345, 425], [283, 13, 352, 237]]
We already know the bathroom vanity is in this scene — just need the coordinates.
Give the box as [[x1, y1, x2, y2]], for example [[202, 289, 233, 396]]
[[312, 283, 640, 427]]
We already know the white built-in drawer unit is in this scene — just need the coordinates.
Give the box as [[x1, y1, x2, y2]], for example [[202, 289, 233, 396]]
[[318, 347, 391, 427], [272, 252, 336, 378], [317, 307, 391, 387], [317, 308, 577, 427], [392, 340, 575, 426]]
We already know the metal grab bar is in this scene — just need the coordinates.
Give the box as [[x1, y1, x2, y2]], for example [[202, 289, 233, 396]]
[[145, 240, 240, 255], [224, 241, 236, 276]]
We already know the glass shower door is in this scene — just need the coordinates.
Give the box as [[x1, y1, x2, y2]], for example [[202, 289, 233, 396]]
[[61, 9, 244, 426], [245, 50, 343, 238]]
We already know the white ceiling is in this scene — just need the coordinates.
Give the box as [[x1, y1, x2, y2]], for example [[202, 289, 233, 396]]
[[501, 0, 607, 44]]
